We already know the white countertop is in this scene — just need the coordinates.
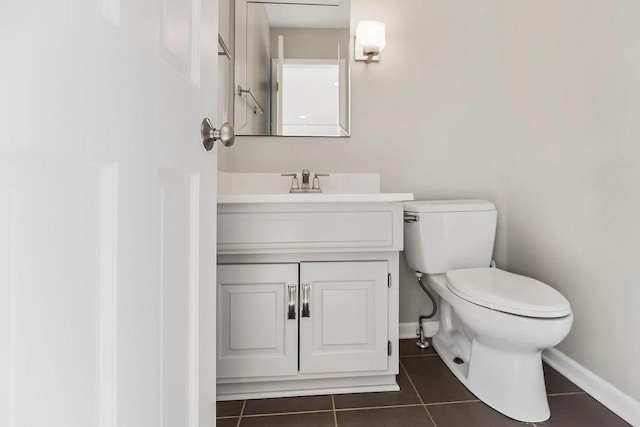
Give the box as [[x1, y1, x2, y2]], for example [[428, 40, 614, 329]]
[[218, 193, 414, 204]]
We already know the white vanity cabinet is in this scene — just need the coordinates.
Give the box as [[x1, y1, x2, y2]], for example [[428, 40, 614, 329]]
[[216, 195, 412, 401], [217, 263, 299, 379], [217, 261, 389, 383], [298, 261, 389, 375]]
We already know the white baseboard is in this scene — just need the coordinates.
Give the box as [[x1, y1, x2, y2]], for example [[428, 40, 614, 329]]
[[543, 347, 640, 426], [399, 321, 439, 339], [399, 322, 417, 339]]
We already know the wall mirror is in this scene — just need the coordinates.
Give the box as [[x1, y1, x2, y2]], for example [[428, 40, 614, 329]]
[[234, 0, 351, 137]]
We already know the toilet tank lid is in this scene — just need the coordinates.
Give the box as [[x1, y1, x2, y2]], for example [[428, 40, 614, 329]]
[[404, 199, 496, 213], [446, 268, 572, 318]]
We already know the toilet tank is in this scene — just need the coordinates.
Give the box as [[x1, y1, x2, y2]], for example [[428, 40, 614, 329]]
[[403, 200, 497, 274]]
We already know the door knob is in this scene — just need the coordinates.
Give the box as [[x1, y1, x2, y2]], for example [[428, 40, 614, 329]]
[[201, 118, 235, 151]]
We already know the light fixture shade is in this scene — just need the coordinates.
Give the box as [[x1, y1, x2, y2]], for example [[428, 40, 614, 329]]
[[355, 20, 386, 62]]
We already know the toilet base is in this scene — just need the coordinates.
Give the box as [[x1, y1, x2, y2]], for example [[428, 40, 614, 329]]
[[434, 334, 550, 423], [425, 273, 573, 423]]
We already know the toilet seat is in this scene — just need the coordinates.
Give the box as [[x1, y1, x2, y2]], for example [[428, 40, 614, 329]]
[[445, 268, 571, 318]]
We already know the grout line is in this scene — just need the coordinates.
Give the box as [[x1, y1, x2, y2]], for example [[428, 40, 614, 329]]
[[331, 395, 338, 427], [400, 359, 438, 427], [216, 415, 239, 420], [424, 405, 438, 426], [231, 401, 441, 419], [424, 399, 481, 406], [400, 360, 425, 405], [235, 400, 246, 427], [335, 403, 425, 412], [547, 391, 586, 397], [240, 409, 335, 418]]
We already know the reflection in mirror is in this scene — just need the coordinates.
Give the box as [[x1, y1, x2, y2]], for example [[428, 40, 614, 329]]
[[234, 0, 350, 137]]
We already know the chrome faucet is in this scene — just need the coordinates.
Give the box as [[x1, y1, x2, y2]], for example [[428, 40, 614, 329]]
[[301, 169, 311, 190], [282, 170, 329, 193]]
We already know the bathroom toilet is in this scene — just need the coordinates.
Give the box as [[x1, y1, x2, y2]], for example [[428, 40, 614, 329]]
[[403, 200, 573, 423]]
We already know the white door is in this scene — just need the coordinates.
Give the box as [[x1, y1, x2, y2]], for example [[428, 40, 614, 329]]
[[217, 264, 299, 379], [299, 262, 389, 374], [0, 1, 220, 426]]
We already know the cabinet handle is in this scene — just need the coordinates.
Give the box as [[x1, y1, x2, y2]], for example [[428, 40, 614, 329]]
[[301, 283, 311, 318], [287, 285, 297, 320]]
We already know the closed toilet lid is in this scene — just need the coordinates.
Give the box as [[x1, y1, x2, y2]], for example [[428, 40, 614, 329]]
[[445, 268, 571, 318]]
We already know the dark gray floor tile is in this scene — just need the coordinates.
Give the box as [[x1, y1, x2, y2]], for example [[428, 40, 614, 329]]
[[216, 418, 239, 427], [401, 357, 476, 403], [217, 400, 244, 417], [427, 401, 532, 427], [539, 394, 631, 426], [337, 406, 434, 427], [240, 411, 335, 427], [543, 363, 583, 394], [243, 395, 333, 415], [334, 369, 420, 409], [400, 338, 437, 356]]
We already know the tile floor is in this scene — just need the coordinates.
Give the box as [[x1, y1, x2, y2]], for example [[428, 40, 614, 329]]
[[216, 339, 631, 426]]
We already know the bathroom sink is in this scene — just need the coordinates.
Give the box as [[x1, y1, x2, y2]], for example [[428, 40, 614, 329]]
[[218, 193, 413, 204], [218, 171, 413, 204]]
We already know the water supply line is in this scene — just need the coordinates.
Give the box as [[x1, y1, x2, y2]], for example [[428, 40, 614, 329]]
[[415, 271, 438, 349], [414, 260, 497, 349]]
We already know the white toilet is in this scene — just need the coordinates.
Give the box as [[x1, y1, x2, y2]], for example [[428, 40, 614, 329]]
[[403, 200, 573, 423]]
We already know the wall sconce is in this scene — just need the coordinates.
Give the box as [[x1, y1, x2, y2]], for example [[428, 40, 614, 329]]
[[355, 21, 386, 63]]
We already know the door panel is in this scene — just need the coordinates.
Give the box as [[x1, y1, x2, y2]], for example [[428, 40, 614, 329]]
[[299, 262, 389, 374], [159, 170, 201, 427], [218, 264, 298, 379], [0, 161, 114, 427], [0, 0, 219, 425], [160, 0, 201, 82], [321, 288, 368, 345]]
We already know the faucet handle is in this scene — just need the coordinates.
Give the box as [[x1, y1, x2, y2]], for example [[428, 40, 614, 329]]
[[311, 173, 329, 191], [281, 173, 300, 191]]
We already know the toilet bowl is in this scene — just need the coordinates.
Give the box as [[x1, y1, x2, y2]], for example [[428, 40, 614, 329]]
[[403, 200, 572, 423]]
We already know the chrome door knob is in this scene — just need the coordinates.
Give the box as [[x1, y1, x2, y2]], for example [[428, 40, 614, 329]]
[[201, 118, 235, 151]]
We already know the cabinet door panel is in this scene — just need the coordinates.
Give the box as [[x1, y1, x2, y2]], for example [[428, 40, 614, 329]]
[[299, 261, 388, 374], [218, 264, 298, 379]]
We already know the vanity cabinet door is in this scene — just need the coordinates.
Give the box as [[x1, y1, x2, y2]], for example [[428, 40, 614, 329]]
[[217, 263, 299, 379], [299, 261, 389, 374]]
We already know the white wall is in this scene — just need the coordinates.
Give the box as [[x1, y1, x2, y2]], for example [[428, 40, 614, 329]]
[[503, 1, 640, 402], [220, 0, 508, 323]]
